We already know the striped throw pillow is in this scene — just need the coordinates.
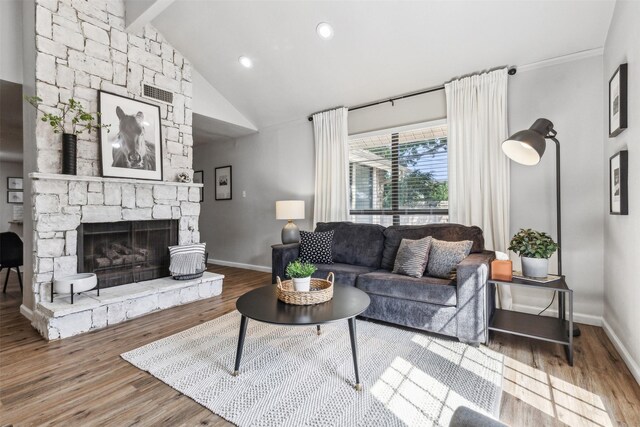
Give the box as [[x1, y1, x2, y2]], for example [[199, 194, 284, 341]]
[[168, 243, 206, 275], [392, 237, 432, 278]]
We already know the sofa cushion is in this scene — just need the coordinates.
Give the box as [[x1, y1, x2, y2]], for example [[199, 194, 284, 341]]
[[299, 230, 333, 264], [426, 239, 473, 279], [312, 263, 376, 287], [381, 223, 484, 270], [315, 222, 385, 268], [356, 270, 457, 306], [392, 237, 432, 278]]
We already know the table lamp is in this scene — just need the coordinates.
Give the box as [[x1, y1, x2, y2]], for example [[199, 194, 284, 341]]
[[276, 200, 305, 244]]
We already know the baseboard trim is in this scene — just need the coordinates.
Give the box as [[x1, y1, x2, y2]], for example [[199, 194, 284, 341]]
[[207, 258, 271, 273], [20, 304, 34, 321], [511, 303, 602, 326], [602, 318, 640, 386]]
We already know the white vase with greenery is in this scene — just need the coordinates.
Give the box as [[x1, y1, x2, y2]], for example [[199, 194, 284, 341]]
[[286, 260, 317, 292]]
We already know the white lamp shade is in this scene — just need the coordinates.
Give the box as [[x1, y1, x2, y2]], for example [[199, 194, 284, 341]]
[[276, 200, 305, 220], [502, 139, 542, 166]]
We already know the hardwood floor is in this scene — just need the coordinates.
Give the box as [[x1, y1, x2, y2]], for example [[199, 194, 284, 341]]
[[1, 265, 639, 426]]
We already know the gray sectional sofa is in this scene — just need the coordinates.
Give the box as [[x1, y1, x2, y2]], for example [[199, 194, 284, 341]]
[[272, 222, 495, 344]]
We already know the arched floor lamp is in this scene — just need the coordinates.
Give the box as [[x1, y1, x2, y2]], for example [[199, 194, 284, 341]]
[[502, 118, 580, 337]]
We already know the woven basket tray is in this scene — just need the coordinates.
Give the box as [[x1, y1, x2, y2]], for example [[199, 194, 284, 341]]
[[276, 272, 334, 305]]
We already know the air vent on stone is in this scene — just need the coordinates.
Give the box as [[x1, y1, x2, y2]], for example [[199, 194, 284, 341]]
[[143, 84, 173, 104]]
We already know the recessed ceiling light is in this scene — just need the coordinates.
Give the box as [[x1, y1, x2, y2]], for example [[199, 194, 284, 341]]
[[238, 56, 253, 68], [316, 22, 334, 40]]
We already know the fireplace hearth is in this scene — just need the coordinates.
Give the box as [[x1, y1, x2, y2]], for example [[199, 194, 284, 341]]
[[77, 220, 178, 289]]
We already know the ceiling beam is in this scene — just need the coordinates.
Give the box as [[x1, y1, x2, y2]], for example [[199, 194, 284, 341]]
[[125, 0, 175, 33]]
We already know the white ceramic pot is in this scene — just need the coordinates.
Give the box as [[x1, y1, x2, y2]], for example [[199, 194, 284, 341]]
[[292, 276, 311, 292], [521, 257, 549, 278], [53, 273, 97, 293]]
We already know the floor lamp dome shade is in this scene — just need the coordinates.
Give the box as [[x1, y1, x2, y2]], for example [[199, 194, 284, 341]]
[[502, 118, 555, 165], [276, 200, 305, 244]]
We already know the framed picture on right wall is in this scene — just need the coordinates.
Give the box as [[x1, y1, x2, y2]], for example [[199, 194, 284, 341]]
[[609, 63, 628, 137], [610, 150, 628, 215]]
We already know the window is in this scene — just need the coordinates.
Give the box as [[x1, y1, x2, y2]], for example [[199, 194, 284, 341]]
[[348, 122, 448, 226]]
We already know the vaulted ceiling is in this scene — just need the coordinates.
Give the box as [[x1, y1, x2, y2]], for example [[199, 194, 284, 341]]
[[151, 0, 615, 129]]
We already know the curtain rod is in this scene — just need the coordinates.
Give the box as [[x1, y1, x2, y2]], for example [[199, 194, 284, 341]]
[[307, 67, 516, 121], [307, 85, 443, 122]]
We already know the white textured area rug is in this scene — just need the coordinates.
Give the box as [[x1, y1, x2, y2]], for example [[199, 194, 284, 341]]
[[122, 311, 503, 427]]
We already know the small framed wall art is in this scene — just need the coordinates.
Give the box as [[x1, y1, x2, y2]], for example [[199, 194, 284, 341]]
[[98, 91, 163, 181], [609, 150, 628, 215], [7, 191, 23, 204], [193, 170, 204, 202], [609, 64, 628, 137], [7, 177, 23, 190], [215, 166, 232, 200]]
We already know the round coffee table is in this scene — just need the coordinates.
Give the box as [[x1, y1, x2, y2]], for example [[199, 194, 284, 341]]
[[233, 284, 371, 390]]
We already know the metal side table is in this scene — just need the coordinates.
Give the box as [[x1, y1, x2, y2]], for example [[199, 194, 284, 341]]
[[487, 275, 573, 365]]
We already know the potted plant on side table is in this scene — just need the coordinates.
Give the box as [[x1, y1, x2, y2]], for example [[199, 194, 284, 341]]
[[285, 260, 317, 292], [509, 228, 558, 278], [24, 96, 108, 175]]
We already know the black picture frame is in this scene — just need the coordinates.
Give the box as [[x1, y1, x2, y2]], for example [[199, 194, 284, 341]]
[[7, 177, 23, 190], [193, 170, 204, 202], [215, 166, 232, 200], [609, 64, 628, 137], [98, 91, 164, 181], [609, 150, 628, 215], [7, 191, 23, 204]]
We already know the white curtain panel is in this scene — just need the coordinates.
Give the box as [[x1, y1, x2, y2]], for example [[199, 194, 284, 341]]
[[312, 107, 350, 226], [445, 68, 512, 309]]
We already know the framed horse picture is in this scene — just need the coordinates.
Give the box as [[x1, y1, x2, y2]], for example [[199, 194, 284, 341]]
[[99, 91, 163, 181]]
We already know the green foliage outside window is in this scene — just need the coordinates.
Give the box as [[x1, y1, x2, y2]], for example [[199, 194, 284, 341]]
[[368, 138, 448, 208]]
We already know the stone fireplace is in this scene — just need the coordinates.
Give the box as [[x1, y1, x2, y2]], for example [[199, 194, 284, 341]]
[[22, 0, 224, 340], [78, 220, 178, 288], [30, 173, 223, 340]]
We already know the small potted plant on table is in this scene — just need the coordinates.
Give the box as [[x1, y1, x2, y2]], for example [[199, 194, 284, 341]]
[[286, 260, 317, 292], [509, 228, 558, 278]]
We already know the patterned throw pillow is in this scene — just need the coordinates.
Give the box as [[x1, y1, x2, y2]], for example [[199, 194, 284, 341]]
[[168, 243, 206, 275], [392, 237, 432, 278], [298, 230, 334, 264], [426, 239, 473, 279]]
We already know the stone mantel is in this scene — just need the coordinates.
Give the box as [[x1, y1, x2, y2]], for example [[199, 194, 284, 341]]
[[30, 173, 203, 188]]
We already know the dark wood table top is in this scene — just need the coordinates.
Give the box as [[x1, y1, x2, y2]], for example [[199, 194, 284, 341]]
[[489, 275, 570, 291], [236, 284, 370, 326]]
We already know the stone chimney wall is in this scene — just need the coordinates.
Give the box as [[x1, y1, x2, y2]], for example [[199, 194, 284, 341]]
[[34, 0, 193, 180]]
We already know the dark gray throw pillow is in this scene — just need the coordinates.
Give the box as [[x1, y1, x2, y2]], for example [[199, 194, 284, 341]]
[[298, 230, 334, 264], [426, 239, 473, 279], [392, 237, 432, 278]]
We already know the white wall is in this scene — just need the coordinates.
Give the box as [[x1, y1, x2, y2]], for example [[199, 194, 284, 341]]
[[192, 69, 257, 133], [348, 90, 446, 135], [0, 0, 23, 84], [22, 0, 37, 311], [193, 118, 314, 269], [508, 55, 605, 324], [602, 0, 640, 383], [0, 161, 24, 235]]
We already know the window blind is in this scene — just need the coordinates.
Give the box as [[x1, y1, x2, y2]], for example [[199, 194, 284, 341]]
[[348, 124, 448, 226]]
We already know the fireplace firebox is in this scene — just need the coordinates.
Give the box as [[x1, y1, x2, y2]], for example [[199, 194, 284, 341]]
[[77, 220, 178, 289]]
